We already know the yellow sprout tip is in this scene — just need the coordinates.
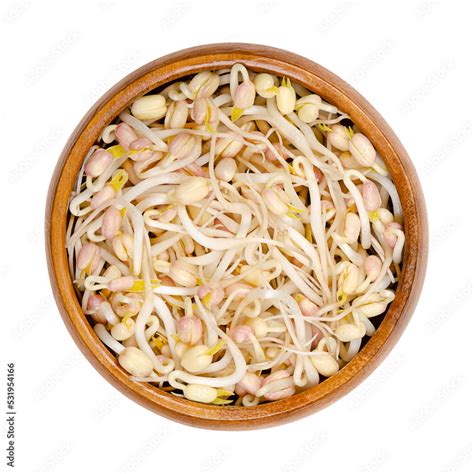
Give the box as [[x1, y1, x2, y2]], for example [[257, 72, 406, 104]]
[[294, 293, 304, 303], [203, 293, 212, 307], [205, 121, 216, 134], [368, 210, 379, 222], [110, 170, 129, 192], [107, 144, 126, 159], [152, 335, 166, 350], [128, 279, 145, 292], [286, 212, 302, 220], [318, 123, 333, 133], [206, 340, 225, 356], [216, 389, 234, 397], [231, 107, 244, 122], [344, 126, 355, 139], [122, 314, 133, 329], [337, 290, 347, 305], [288, 204, 304, 214], [211, 398, 234, 405]]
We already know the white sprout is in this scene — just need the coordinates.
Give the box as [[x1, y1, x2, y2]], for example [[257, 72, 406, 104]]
[[67, 64, 405, 406]]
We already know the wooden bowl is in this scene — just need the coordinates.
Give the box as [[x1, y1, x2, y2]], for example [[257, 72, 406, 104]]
[[45, 43, 428, 430]]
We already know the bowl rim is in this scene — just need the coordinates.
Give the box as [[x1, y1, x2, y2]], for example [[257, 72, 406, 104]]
[[45, 43, 428, 430]]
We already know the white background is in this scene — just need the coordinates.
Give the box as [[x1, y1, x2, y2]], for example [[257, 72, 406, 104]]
[[1, 0, 472, 472]]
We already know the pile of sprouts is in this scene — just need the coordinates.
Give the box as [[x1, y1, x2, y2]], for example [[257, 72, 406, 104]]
[[67, 64, 405, 406]]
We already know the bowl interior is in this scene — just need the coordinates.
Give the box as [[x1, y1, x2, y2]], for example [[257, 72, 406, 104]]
[[46, 43, 427, 429]]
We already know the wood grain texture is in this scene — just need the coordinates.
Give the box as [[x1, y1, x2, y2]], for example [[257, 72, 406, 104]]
[[45, 43, 428, 430]]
